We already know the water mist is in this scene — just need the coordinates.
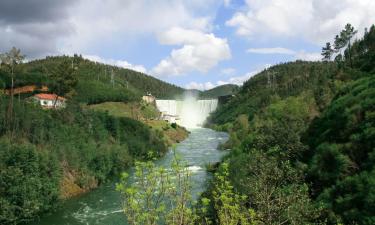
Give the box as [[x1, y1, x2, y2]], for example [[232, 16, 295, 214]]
[[155, 92, 218, 129]]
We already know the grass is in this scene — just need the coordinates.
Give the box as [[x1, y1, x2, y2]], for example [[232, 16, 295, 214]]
[[88, 101, 188, 145]]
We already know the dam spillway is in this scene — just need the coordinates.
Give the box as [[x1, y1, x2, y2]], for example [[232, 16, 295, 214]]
[[155, 99, 218, 128]]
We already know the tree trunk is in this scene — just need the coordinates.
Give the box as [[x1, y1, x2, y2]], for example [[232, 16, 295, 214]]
[[348, 39, 353, 68], [6, 66, 14, 135]]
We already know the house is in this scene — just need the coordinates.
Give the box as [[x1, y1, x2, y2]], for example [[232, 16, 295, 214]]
[[142, 93, 156, 104], [32, 93, 66, 109]]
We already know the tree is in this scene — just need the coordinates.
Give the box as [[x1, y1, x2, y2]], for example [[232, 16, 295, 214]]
[[334, 35, 345, 63], [116, 152, 195, 225], [2, 47, 25, 132], [341, 23, 358, 68], [332, 24, 358, 67], [212, 163, 256, 225], [49, 59, 78, 107], [321, 42, 334, 61]]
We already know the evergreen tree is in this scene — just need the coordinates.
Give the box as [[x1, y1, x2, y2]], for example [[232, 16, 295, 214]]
[[341, 23, 358, 68], [49, 59, 78, 106], [321, 42, 334, 61]]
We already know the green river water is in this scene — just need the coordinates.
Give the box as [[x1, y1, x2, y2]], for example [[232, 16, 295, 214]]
[[28, 128, 228, 225]]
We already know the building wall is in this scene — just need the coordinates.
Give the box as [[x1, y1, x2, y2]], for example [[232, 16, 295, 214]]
[[142, 95, 156, 104], [38, 99, 65, 108]]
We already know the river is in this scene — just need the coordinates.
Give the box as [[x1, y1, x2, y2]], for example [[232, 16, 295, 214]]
[[29, 128, 228, 225]]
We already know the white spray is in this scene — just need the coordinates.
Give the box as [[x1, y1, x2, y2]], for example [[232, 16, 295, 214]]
[[155, 92, 218, 128]]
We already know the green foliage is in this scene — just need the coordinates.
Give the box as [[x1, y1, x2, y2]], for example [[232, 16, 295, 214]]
[[49, 59, 78, 97], [212, 163, 256, 225], [304, 76, 375, 224], [75, 80, 137, 104], [207, 23, 375, 225], [219, 95, 321, 224], [116, 152, 195, 225], [322, 42, 334, 61], [348, 25, 375, 73], [0, 139, 60, 224], [200, 84, 239, 98], [209, 61, 340, 125], [21, 55, 185, 100], [0, 98, 168, 224]]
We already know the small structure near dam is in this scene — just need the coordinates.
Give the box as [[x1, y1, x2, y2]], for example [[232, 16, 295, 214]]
[[155, 98, 218, 128]]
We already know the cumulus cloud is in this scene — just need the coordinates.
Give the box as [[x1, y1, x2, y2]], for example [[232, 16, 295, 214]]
[[0, 0, 220, 58], [226, 0, 375, 44], [152, 27, 231, 77], [84, 55, 147, 73], [0, 0, 75, 57]]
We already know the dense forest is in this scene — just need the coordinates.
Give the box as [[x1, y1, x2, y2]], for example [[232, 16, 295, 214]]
[[0, 50, 189, 223], [203, 24, 375, 224], [0, 55, 185, 102]]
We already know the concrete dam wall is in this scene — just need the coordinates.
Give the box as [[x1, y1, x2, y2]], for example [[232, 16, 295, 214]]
[[155, 99, 218, 128]]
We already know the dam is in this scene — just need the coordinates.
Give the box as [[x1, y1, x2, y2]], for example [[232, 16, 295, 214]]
[[155, 98, 218, 128]]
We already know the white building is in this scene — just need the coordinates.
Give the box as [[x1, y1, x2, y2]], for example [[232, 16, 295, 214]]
[[161, 113, 181, 124], [142, 94, 156, 104], [32, 93, 66, 109]]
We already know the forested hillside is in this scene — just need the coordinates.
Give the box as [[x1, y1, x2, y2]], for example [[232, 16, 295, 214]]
[[0, 53, 186, 223], [203, 24, 375, 224], [0, 55, 185, 102], [200, 84, 239, 98]]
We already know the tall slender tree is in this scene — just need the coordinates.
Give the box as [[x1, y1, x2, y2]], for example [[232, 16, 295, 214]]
[[2, 47, 25, 132], [341, 23, 358, 68], [334, 35, 345, 63]]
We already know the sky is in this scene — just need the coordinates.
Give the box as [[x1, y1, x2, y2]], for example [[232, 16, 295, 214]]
[[0, 0, 374, 90]]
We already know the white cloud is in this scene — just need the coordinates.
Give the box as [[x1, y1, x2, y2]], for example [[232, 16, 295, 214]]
[[247, 47, 295, 55], [188, 64, 271, 90], [185, 81, 215, 90], [247, 47, 321, 61], [84, 54, 147, 73], [152, 27, 231, 77], [60, 0, 219, 54], [219, 70, 259, 86], [294, 51, 321, 61], [226, 0, 375, 45]]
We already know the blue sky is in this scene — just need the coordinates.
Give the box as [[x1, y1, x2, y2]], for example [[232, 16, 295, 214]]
[[1, 0, 374, 90]]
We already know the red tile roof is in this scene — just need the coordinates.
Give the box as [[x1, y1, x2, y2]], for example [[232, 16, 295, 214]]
[[34, 93, 66, 101]]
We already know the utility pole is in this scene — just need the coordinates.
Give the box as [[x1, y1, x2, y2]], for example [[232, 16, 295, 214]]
[[110, 69, 115, 88]]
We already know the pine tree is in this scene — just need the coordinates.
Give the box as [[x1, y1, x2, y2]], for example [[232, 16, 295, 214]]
[[321, 42, 334, 61]]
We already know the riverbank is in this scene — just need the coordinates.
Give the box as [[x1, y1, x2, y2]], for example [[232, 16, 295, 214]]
[[88, 101, 189, 146], [59, 102, 189, 199], [27, 128, 228, 225]]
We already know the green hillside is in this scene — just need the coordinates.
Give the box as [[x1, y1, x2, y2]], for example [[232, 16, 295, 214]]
[[202, 24, 375, 224], [200, 84, 239, 98], [0, 55, 185, 103], [0, 56, 187, 224]]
